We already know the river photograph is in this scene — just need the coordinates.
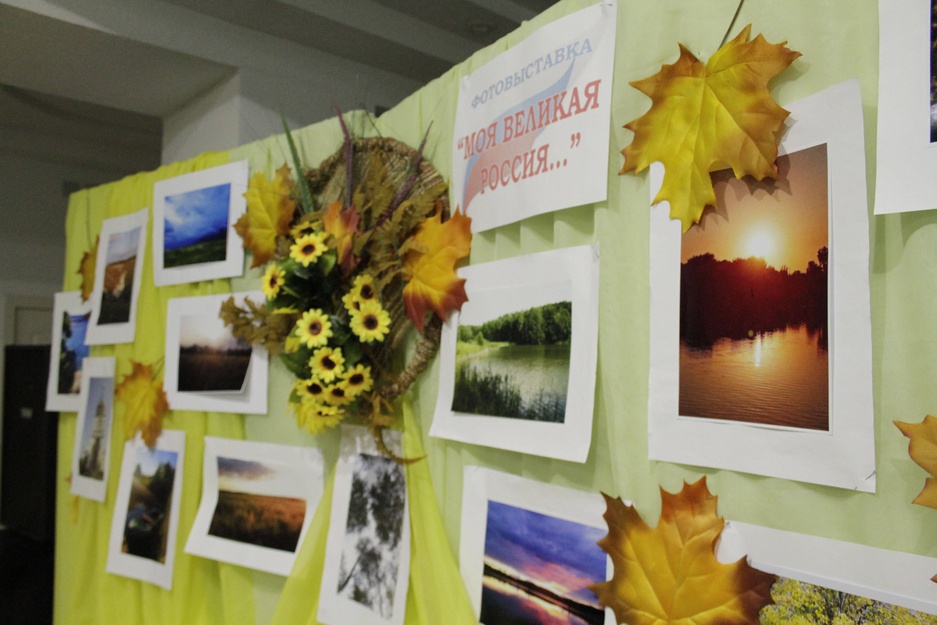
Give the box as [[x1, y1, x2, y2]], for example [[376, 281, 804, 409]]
[[452, 301, 572, 422], [679, 143, 830, 430]]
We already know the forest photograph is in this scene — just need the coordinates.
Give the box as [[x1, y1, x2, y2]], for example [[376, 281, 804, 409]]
[[480, 500, 606, 625], [207, 456, 307, 552], [679, 143, 830, 431], [177, 313, 252, 392], [337, 452, 407, 618], [452, 300, 572, 422], [162, 182, 231, 268]]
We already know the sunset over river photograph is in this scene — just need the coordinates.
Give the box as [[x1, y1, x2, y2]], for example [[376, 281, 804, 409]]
[[679, 143, 830, 430]]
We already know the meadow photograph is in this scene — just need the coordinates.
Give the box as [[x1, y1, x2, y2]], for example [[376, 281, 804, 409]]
[[480, 501, 606, 625], [98, 226, 141, 325], [679, 143, 830, 431], [162, 182, 231, 268], [452, 300, 572, 422], [121, 446, 179, 563], [207, 456, 307, 552], [177, 313, 251, 392], [337, 452, 407, 619]]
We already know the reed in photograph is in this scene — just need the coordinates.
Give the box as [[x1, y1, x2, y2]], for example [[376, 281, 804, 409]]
[[480, 501, 606, 625], [163, 183, 231, 268], [453, 301, 572, 422], [122, 447, 178, 563], [337, 453, 406, 618], [99, 228, 140, 325], [680, 144, 829, 431], [207, 457, 306, 552], [177, 314, 251, 392]]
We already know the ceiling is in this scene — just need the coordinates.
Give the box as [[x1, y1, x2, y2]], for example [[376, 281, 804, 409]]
[[0, 0, 558, 179]]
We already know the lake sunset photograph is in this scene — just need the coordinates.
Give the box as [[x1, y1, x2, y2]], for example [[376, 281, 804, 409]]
[[177, 313, 252, 393], [480, 500, 606, 625], [679, 143, 830, 431]]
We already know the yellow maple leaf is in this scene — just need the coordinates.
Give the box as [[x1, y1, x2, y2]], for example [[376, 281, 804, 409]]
[[402, 209, 472, 332], [621, 25, 800, 232], [323, 200, 360, 274], [895, 415, 937, 510], [592, 477, 775, 625], [115, 361, 170, 448], [77, 236, 99, 302], [235, 164, 297, 268]]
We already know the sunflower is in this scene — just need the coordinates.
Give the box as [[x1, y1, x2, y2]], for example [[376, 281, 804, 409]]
[[309, 346, 345, 383], [343, 363, 373, 397], [290, 219, 321, 240], [293, 377, 327, 403], [323, 380, 352, 405], [349, 300, 390, 343], [293, 399, 343, 434], [342, 273, 379, 313], [295, 308, 332, 348], [262, 264, 286, 299], [289, 232, 328, 267]]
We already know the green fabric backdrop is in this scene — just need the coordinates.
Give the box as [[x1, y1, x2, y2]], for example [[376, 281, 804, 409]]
[[57, 1, 936, 624]]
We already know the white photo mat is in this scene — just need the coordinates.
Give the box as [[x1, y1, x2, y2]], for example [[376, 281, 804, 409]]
[[46, 291, 92, 412], [106, 430, 185, 590], [875, 0, 937, 214], [318, 425, 410, 625], [70, 357, 115, 502], [185, 436, 324, 576], [86, 208, 148, 345], [648, 80, 875, 491], [431, 244, 600, 463], [152, 160, 249, 285], [717, 522, 937, 616], [460, 466, 615, 625], [164, 291, 269, 414], [451, 1, 616, 233]]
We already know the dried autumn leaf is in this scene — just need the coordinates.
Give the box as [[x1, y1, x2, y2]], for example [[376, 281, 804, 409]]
[[77, 236, 99, 302], [115, 361, 170, 448], [621, 25, 800, 232], [323, 199, 360, 274], [235, 164, 297, 267], [592, 477, 775, 625], [895, 415, 937, 510], [401, 209, 472, 332]]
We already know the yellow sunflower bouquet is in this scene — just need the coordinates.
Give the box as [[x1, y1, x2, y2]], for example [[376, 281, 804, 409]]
[[223, 117, 471, 452]]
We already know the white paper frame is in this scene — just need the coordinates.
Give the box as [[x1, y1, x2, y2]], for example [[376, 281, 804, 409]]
[[70, 357, 115, 502], [648, 80, 875, 491], [875, 0, 937, 214], [460, 466, 615, 625], [46, 291, 92, 412], [152, 160, 249, 285], [431, 245, 600, 463], [106, 430, 185, 590], [717, 522, 937, 616], [86, 208, 148, 345], [164, 291, 269, 414], [451, 1, 617, 233], [185, 436, 324, 576], [319, 425, 410, 625]]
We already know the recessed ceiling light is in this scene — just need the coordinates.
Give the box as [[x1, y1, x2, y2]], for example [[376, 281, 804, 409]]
[[468, 19, 495, 38]]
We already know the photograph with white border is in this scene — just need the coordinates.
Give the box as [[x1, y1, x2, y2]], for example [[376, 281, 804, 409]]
[[648, 80, 875, 491], [185, 436, 324, 576], [164, 291, 269, 414], [875, 0, 937, 214], [460, 466, 614, 625], [86, 208, 148, 345], [46, 291, 92, 412], [152, 160, 249, 285], [431, 245, 599, 463], [70, 357, 115, 502], [318, 425, 409, 625], [106, 430, 185, 590]]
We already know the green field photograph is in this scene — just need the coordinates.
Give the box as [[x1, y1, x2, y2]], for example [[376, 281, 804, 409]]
[[452, 300, 572, 422], [207, 456, 307, 552], [162, 182, 231, 268], [177, 313, 252, 392]]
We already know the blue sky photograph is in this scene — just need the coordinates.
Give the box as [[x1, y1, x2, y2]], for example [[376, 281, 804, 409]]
[[484, 500, 606, 606], [66, 312, 90, 367], [163, 183, 231, 251]]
